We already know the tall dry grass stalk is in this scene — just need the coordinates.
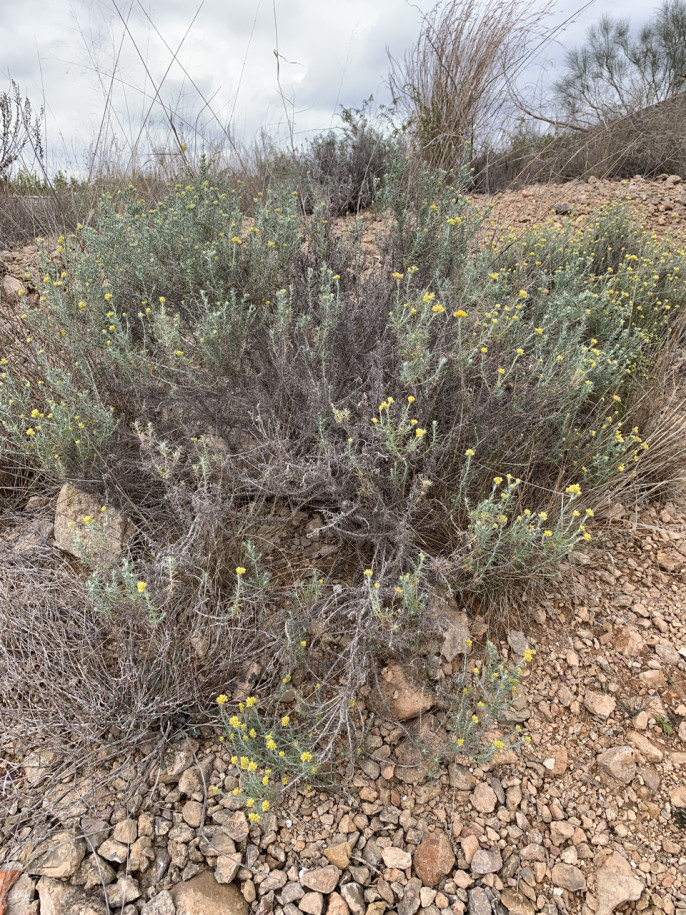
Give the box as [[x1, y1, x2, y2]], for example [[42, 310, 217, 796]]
[[387, 0, 552, 172]]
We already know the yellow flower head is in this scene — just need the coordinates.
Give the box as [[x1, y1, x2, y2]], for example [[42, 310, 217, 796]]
[[453, 309, 468, 318], [236, 566, 246, 576], [281, 716, 290, 727], [245, 696, 256, 708], [216, 694, 228, 705], [137, 581, 147, 593], [363, 569, 373, 577]]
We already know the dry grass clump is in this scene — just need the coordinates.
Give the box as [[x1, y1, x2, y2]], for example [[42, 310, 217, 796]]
[[0, 149, 685, 776], [387, 0, 550, 173]]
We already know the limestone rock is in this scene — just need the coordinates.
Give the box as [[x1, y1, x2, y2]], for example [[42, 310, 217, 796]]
[[300, 865, 340, 894], [171, 871, 248, 915], [470, 848, 502, 875], [471, 782, 497, 814], [507, 630, 529, 656], [551, 863, 586, 892], [106, 876, 141, 907], [379, 663, 433, 720], [324, 842, 351, 870], [4, 869, 36, 915], [627, 731, 663, 763], [441, 613, 471, 662], [221, 811, 250, 842], [449, 763, 477, 791], [28, 832, 86, 879], [36, 877, 105, 915], [340, 883, 364, 914], [1, 275, 25, 303], [54, 483, 133, 561], [412, 831, 455, 887], [597, 746, 636, 784], [584, 691, 616, 719], [596, 852, 643, 915], [398, 878, 422, 915], [655, 642, 681, 665], [542, 745, 568, 776], [614, 626, 644, 657], [299, 891, 324, 915], [500, 889, 535, 915], [113, 819, 138, 845], [98, 839, 129, 864], [141, 892, 177, 915], [154, 745, 195, 784], [468, 887, 492, 915], [326, 892, 350, 915], [382, 846, 412, 870]]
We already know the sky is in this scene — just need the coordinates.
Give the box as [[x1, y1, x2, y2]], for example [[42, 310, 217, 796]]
[[1, 0, 662, 174]]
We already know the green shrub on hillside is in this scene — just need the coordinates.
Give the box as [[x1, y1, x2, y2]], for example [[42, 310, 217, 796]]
[[0, 149, 683, 750]]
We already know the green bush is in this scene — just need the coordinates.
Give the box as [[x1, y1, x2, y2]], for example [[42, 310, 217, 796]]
[[1, 149, 683, 754]]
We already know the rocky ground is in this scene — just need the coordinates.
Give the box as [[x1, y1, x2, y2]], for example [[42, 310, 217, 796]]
[[1, 178, 686, 915]]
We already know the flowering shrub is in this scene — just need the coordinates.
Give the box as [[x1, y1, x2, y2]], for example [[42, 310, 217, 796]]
[[445, 640, 534, 764], [216, 692, 327, 820], [1, 148, 684, 757]]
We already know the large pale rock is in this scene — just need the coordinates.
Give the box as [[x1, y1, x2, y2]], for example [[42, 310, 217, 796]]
[[379, 663, 433, 720], [105, 875, 141, 906], [413, 831, 455, 887], [141, 892, 176, 915], [36, 877, 105, 915], [171, 871, 247, 915], [627, 731, 663, 763], [299, 891, 324, 915], [54, 484, 133, 561], [340, 883, 364, 914], [551, 863, 586, 892], [471, 782, 497, 814], [597, 746, 636, 784], [28, 832, 86, 879], [213, 834, 241, 884], [382, 847, 412, 870], [3, 867, 36, 915], [596, 852, 644, 915], [500, 889, 535, 915], [614, 626, 644, 658], [441, 613, 471, 662], [300, 865, 341, 894], [324, 842, 351, 870], [584, 691, 616, 719], [155, 745, 195, 785], [326, 892, 350, 915], [468, 887, 492, 915], [470, 848, 502, 875], [1, 275, 25, 304]]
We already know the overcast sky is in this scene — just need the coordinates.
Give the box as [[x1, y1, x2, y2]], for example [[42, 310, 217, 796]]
[[2, 0, 662, 173]]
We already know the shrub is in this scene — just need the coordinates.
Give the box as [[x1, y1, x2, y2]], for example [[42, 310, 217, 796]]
[[0, 148, 683, 763]]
